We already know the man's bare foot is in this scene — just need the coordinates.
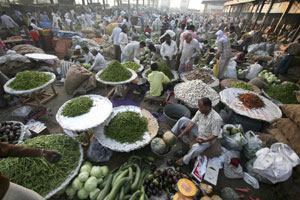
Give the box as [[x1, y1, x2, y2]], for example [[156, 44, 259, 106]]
[[176, 158, 184, 166]]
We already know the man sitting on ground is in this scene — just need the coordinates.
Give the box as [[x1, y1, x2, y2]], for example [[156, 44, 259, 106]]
[[147, 63, 170, 97], [171, 98, 223, 166]]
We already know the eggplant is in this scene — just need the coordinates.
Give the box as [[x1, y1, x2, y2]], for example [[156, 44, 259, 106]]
[[167, 159, 174, 166], [150, 164, 157, 172]]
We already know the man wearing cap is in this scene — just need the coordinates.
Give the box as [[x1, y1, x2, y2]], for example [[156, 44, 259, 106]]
[[160, 34, 177, 69], [119, 24, 128, 53], [111, 24, 122, 61], [71, 45, 83, 63], [89, 49, 107, 72], [121, 41, 146, 63]]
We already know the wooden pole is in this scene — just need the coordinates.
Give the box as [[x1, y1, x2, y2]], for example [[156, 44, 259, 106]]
[[260, 0, 275, 31], [143, 0, 144, 6], [237, 4, 244, 19], [103, 0, 105, 10], [292, 24, 300, 42], [252, 0, 266, 30], [82, 0, 85, 5], [274, 0, 295, 33], [137, 0, 139, 11]]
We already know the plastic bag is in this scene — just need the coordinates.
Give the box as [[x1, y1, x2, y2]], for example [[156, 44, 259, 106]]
[[222, 124, 247, 151], [253, 143, 300, 184], [87, 139, 113, 162], [213, 59, 219, 77], [224, 59, 237, 79], [224, 154, 243, 179], [246, 158, 271, 184], [243, 131, 262, 160], [243, 172, 259, 189]]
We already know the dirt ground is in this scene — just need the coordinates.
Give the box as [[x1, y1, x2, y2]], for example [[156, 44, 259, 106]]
[[0, 81, 294, 200]]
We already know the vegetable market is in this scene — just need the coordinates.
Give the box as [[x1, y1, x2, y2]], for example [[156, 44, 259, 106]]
[[122, 61, 141, 72], [62, 97, 94, 117], [98, 60, 132, 82]]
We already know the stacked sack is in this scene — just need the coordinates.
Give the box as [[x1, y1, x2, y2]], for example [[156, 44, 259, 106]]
[[267, 104, 300, 156]]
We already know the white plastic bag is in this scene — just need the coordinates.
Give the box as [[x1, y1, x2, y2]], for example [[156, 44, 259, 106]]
[[253, 143, 300, 184], [222, 124, 247, 151], [245, 63, 263, 80], [224, 59, 237, 79], [224, 154, 243, 179], [243, 131, 262, 160], [243, 172, 259, 189]]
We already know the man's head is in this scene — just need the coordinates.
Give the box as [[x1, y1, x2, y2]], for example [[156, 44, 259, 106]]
[[198, 97, 212, 115], [121, 24, 128, 32], [75, 45, 81, 52], [229, 25, 235, 33], [151, 63, 158, 71], [28, 26, 33, 31], [2, 12, 6, 15], [31, 19, 36, 24], [188, 25, 195, 31], [184, 33, 193, 43], [148, 44, 156, 52], [181, 23, 186, 30], [165, 34, 171, 44], [82, 46, 89, 54], [91, 49, 98, 56], [140, 41, 146, 48]]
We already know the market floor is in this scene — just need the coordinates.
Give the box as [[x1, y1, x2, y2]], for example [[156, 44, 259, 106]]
[[0, 83, 280, 200]]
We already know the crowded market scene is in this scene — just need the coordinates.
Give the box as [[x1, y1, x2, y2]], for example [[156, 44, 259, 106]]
[[0, 0, 300, 199]]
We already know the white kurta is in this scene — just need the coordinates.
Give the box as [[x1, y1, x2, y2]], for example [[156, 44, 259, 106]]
[[118, 32, 128, 52], [90, 53, 107, 72]]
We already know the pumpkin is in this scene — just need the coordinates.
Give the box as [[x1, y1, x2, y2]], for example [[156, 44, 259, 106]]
[[163, 131, 177, 145], [151, 137, 167, 155], [211, 195, 223, 200], [200, 197, 211, 200], [177, 178, 197, 197], [221, 187, 239, 200], [173, 193, 192, 200], [200, 183, 213, 194]]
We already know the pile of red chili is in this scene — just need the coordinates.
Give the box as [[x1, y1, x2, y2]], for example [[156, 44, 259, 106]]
[[238, 93, 265, 109]]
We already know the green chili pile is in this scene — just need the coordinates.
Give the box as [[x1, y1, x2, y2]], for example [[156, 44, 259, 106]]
[[0, 134, 81, 197], [99, 60, 132, 82], [8, 71, 52, 91], [105, 111, 148, 144], [145, 61, 174, 80], [230, 82, 254, 91], [62, 97, 93, 117], [265, 83, 299, 104], [122, 61, 141, 72]]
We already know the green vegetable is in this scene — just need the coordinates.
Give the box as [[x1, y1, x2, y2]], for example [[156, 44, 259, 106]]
[[0, 135, 81, 197], [8, 71, 52, 91], [77, 188, 89, 199], [230, 82, 254, 91], [129, 190, 142, 200], [90, 188, 101, 200], [84, 176, 98, 192], [145, 61, 174, 80], [80, 163, 92, 173], [100, 166, 110, 177], [66, 186, 76, 199], [105, 111, 148, 144], [97, 174, 113, 200], [99, 60, 132, 82], [265, 83, 299, 104], [107, 177, 130, 200], [78, 171, 90, 182], [82, 63, 91, 69], [90, 166, 102, 178], [122, 61, 141, 72], [62, 97, 94, 117], [72, 177, 83, 190], [131, 164, 141, 192]]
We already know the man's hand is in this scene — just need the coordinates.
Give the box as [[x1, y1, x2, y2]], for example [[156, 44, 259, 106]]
[[178, 133, 184, 140], [196, 138, 206, 144], [43, 150, 62, 163], [165, 56, 170, 60]]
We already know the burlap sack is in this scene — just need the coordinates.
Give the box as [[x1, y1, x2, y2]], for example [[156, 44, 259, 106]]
[[249, 77, 269, 89], [258, 133, 277, 148], [266, 128, 290, 146], [73, 74, 97, 96], [280, 104, 300, 127], [64, 65, 91, 95]]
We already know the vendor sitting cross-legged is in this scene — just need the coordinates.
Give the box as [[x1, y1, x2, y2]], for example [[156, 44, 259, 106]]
[[147, 63, 170, 97], [171, 98, 223, 166]]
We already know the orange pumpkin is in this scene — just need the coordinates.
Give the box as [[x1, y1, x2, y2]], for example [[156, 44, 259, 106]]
[[177, 178, 197, 197]]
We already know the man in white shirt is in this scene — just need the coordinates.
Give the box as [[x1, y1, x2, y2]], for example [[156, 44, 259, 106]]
[[1, 12, 19, 32], [82, 47, 93, 64], [172, 98, 223, 166], [89, 49, 107, 72], [111, 24, 122, 61], [160, 34, 177, 70], [118, 24, 128, 53], [85, 13, 93, 28], [121, 41, 146, 63], [178, 33, 200, 73], [30, 19, 42, 31]]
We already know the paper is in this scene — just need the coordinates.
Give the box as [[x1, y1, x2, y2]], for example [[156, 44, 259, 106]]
[[204, 160, 219, 185], [191, 156, 208, 182]]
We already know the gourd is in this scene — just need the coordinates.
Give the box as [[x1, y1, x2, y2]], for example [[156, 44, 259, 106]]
[[200, 197, 211, 200], [151, 137, 167, 155], [211, 195, 223, 200], [163, 131, 177, 146], [173, 193, 192, 200], [200, 183, 213, 194], [177, 178, 197, 197]]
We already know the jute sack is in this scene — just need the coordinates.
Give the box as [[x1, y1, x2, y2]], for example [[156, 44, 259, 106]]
[[280, 104, 300, 127], [249, 77, 269, 89], [266, 128, 290, 146], [64, 65, 91, 95]]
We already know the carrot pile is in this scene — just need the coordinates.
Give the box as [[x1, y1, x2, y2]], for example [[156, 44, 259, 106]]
[[238, 93, 265, 109]]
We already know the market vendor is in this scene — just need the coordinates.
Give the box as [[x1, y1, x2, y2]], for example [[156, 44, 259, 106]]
[[148, 43, 161, 61], [89, 49, 107, 72], [171, 98, 223, 166], [71, 45, 83, 63], [119, 24, 129, 52], [0, 142, 61, 200], [215, 30, 232, 79], [82, 46, 93, 64], [227, 26, 238, 43], [121, 41, 146, 63], [30, 19, 43, 31], [147, 63, 170, 97], [275, 38, 300, 76], [160, 34, 177, 69]]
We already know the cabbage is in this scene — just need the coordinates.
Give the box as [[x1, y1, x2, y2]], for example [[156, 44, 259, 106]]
[[89, 188, 101, 200], [78, 171, 90, 182], [66, 186, 76, 198], [100, 166, 109, 177], [80, 164, 91, 173], [97, 177, 103, 185], [84, 176, 98, 192], [90, 166, 102, 178], [72, 177, 83, 190], [77, 188, 89, 199], [83, 161, 92, 167]]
